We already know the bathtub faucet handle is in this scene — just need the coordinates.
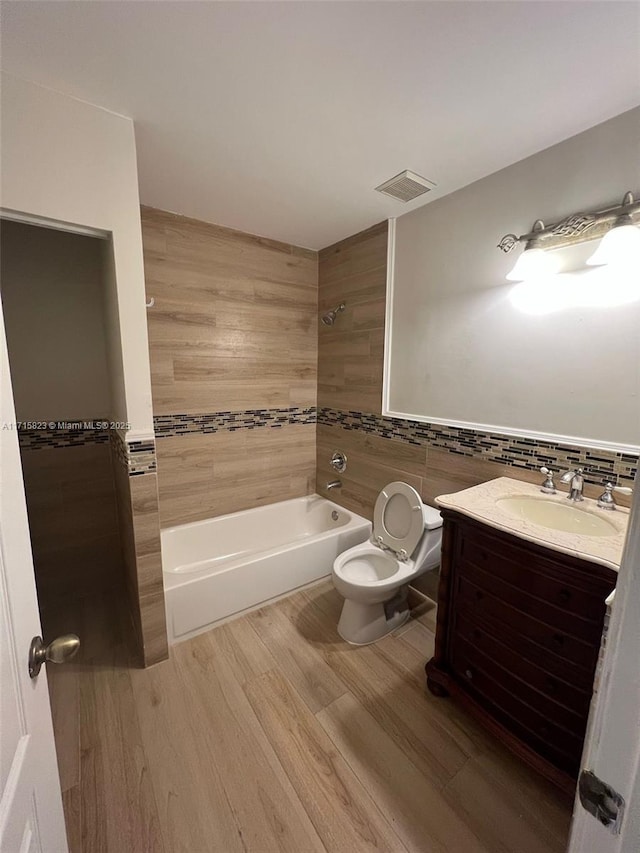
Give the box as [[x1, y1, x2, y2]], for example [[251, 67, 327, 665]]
[[330, 451, 347, 473]]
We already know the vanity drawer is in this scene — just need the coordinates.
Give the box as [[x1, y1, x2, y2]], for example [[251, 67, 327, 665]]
[[458, 525, 615, 621], [456, 576, 600, 671], [455, 611, 594, 710], [450, 644, 583, 775], [451, 634, 586, 733], [457, 558, 602, 642]]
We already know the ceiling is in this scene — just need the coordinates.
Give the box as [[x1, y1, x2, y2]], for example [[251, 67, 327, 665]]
[[2, 1, 639, 250]]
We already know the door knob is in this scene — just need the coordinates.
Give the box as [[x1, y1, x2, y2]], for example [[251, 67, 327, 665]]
[[28, 634, 80, 678]]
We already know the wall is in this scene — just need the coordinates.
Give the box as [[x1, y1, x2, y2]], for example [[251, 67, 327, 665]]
[[19, 433, 122, 600], [389, 106, 640, 449], [1, 221, 122, 600], [141, 206, 318, 528], [0, 73, 152, 435], [315, 224, 636, 529], [1, 75, 166, 665], [1, 221, 112, 420]]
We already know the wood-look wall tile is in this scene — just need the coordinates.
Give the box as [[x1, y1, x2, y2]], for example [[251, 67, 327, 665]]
[[319, 265, 387, 312], [21, 444, 124, 600], [129, 472, 166, 665], [172, 356, 316, 383], [151, 383, 294, 416], [317, 423, 426, 478], [316, 386, 383, 416], [316, 423, 425, 520], [139, 590, 169, 667], [156, 424, 316, 528], [34, 534, 123, 600], [143, 205, 319, 527], [317, 225, 387, 418], [318, 222, 388, 285], [423, 447, 542, 505]]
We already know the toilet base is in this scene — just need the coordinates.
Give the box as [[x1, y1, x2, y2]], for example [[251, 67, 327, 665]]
[[337, 598, 410, 645]]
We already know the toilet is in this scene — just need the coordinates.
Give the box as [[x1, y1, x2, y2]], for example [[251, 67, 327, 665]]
[[332, 481, 443, 645]]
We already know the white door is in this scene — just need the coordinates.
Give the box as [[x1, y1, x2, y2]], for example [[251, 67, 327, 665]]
[[0, 302, 68, 851], [568, 468, 640, 852]]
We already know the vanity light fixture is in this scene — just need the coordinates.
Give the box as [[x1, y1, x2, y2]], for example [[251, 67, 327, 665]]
[[586, 192, 640, 267], [504, 221, 561, 282], [498, 190, 640, 279]]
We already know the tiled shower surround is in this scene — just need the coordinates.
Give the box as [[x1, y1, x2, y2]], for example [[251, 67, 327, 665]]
[[318, 408, 637, 489]]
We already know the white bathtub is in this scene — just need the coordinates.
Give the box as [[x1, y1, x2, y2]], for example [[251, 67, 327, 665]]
[[162, 494, 371, 643]]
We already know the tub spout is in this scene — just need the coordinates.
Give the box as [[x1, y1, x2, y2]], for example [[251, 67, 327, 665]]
[[326, 480, 342, 491]]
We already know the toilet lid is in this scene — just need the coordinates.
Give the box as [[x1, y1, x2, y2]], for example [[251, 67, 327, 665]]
[[373, 482, 424, 559]]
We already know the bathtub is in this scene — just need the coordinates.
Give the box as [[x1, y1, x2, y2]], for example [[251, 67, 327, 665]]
[[162, 494, 371, 643]]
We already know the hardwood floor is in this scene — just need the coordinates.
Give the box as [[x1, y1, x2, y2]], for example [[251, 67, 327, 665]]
[[44, 583, 573, 853]]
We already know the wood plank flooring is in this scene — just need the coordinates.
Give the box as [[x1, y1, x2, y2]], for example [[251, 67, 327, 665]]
[[44, 583, 572, 853]]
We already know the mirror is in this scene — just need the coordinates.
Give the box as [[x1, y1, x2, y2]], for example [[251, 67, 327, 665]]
[[384, 107, 640, 454]]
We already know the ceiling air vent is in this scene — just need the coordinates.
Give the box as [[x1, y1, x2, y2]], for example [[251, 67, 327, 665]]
[[375, 170, 436, 202]]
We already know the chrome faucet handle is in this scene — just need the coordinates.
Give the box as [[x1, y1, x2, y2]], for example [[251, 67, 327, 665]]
[[539, 467, 556, 494], [560, 467, 583, 483], [560, 468, 585, 502], [597, 482, 633, 511]]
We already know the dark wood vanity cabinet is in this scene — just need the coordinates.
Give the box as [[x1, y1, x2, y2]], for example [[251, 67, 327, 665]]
[[426, 510, 617, 793]]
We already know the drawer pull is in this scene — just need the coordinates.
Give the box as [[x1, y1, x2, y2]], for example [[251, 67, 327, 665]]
[[558, 589, 572, 604], [465, 668, 474, 680], [552, 633, 565, 647]]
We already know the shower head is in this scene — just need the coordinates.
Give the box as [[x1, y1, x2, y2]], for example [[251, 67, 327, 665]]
[[321, 303, 346, 326]]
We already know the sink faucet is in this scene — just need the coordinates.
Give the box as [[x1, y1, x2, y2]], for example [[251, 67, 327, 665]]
[[561, 468, 584, 502], [326, 479, 342, 491], [597, 482, 634, 510]]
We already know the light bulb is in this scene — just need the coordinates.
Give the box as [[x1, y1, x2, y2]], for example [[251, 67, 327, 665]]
[[587, 223, 640, 267], [505, 247, 561, 282]]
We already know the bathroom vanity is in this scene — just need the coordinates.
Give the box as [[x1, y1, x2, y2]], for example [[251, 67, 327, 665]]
[[425, 477, 626, 793]]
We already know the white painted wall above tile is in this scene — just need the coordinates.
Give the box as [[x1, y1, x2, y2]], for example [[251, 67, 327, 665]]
[[388, 107, 640, 451]]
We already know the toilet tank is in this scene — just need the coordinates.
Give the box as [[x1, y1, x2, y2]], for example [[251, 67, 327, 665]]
[[413, 505, 443, 573]]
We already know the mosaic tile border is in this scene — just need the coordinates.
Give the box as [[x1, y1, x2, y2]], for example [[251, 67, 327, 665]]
[[110, 430, 157, 477], [19, 423, 110, 451], [153, 406, 317, 438], [318, 408, 638, 489]]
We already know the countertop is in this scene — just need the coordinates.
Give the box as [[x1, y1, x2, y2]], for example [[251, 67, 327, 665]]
[[435, 476, 629, 572]]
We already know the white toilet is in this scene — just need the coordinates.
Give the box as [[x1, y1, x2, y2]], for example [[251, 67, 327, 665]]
[[332, 481, 443, 645]]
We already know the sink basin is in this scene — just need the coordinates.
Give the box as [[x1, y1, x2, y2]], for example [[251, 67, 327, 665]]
[[496, 496, 618, 537]]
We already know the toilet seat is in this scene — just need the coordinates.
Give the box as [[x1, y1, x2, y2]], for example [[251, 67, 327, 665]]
[[333, 541, 414, 587], [373, 482, 424, 560]]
